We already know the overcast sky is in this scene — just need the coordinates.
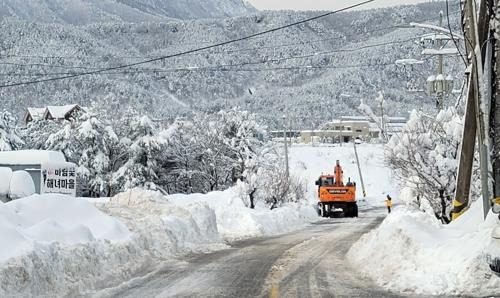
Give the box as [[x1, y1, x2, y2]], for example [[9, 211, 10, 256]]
[[247, 0, 433, 11]]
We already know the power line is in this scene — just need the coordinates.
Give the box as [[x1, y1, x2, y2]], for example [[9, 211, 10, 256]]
[[0, 35, 426, 78], [0, 0, 379, 89], [0, 55, 441, 79]]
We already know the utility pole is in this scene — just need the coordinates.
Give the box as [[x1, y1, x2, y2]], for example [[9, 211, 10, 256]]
[[419, 11, 457, 110], [453, 0, 493, 220], [437, 12, 445, 110], [353, 141, 366, 198], [283, 114, 289, 179], [489, 0, 500, 217]]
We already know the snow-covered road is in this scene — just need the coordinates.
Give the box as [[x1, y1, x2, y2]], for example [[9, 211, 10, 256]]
[[96, 208, 400, 298]]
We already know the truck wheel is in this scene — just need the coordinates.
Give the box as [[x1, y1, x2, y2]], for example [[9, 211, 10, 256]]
[[319, 203, 326, 217], [352, 204, 359, 218]]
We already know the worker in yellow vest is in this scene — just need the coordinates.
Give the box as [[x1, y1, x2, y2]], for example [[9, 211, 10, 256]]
[[385, 194, 393, 214]]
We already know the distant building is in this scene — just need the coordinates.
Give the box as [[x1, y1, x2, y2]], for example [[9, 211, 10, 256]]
[[23, 104, 84, 125], [299, 115, 407, 144]]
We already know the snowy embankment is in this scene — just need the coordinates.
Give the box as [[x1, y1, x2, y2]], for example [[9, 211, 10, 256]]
[[0, 188, 316, 296], [347, 200, 500, 296]]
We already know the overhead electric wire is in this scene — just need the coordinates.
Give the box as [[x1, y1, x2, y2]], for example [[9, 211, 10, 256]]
[[0, 35, 428, 78], [445, 0, 467, 65], [0, 54, 442, 79], [0, 0, 376, 89], [0, 62, 402, 78]]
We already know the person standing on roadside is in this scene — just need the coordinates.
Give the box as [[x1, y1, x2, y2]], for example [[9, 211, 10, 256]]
[[385, 194, 392, 214]]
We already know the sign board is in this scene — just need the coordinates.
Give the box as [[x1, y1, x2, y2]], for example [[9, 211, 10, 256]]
[[41, 163, 77, 197]]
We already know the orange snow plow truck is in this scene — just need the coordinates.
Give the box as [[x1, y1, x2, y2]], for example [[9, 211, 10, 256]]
[[316, 160, 358, 218]]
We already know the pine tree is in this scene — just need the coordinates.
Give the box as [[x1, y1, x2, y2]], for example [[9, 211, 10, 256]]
[[112, 114, 163, 191], [0, 111, 23, 151], [74, 112, 118, 197]]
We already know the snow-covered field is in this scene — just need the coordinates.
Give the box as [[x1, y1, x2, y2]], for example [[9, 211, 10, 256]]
[[289, 143, 397, 207], [348, 191, 500, 296]]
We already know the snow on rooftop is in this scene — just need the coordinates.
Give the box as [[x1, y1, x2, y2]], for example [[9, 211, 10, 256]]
[[0, 150, 67, 165], [46, 104, 79, 119], [340, 115, 370, 121], [27, 108, 46, 119]]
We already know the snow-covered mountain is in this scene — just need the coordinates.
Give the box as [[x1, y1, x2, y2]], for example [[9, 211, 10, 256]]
[[115, 0, 257, 20], [0, 1, 463, 128], [0, 0, 256, 25]]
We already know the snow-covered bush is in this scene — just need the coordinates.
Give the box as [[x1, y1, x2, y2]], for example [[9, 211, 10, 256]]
[[238, 145, 307, 209], [385, 107, 479, 220]]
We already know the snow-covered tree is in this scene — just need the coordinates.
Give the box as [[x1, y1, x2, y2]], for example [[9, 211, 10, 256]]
[[0, 111, 23, 151], [112, 114, 163, 192], [162, 109, 264, 194], [238, 144, 306, 209], [22, 119, 59, 150], [358, 91, 388, 142], [43, 111, 119, 196], [74, 112, 118, 197], [385, 107, 480, 221]]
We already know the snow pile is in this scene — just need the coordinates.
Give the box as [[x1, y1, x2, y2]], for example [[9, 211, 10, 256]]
[[347, 202, 500, 296], [0, 194, 138, 297], [168, 188, 318, 240], [0, 194, 131, 263], [0, 190, 222, 297], [0, 187, 317, 296], [100, 189, 224, 257], [0, 168, 36, 200], [8, 170, 36, 199], [0, 167, 12, 198]]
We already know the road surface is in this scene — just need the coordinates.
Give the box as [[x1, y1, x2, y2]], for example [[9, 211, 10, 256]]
[[99, 209, 402, 298]]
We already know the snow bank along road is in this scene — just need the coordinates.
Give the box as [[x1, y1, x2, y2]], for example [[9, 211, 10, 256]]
[[99, 209, 401, 298]]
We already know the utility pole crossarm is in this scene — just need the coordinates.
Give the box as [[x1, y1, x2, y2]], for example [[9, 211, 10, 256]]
[[409, 22, 464, 39]]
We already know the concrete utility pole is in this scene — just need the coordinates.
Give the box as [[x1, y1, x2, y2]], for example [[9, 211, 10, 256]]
[[353, 141, 366, 198], [453, 0, 493, 220], [437, 12, 445, 110], [283, 114, 289, 179], [489, 0, 500, 215]]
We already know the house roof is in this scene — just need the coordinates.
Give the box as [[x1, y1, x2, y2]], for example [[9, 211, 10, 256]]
[[45, 104, 81, 119], [27, 108, 47, 119], [24, 108, 47, 123]]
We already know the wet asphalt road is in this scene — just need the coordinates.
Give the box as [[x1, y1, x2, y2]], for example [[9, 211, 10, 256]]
[[101, 210, 404, 298]]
